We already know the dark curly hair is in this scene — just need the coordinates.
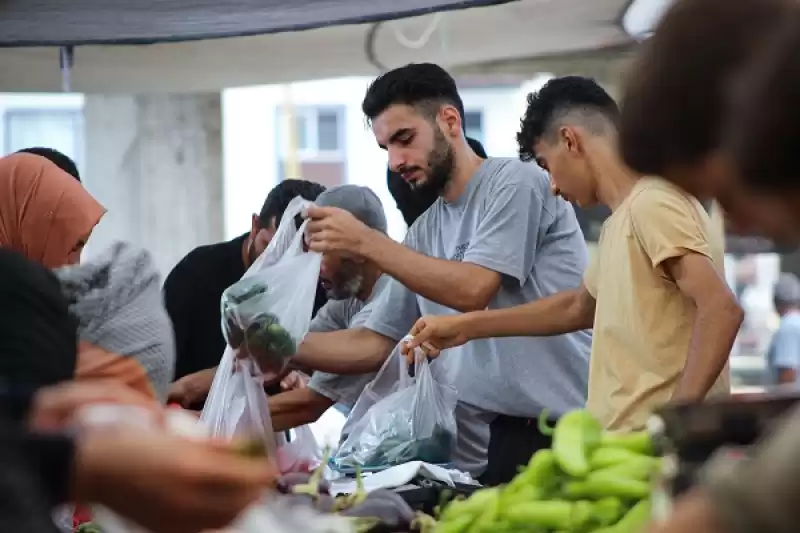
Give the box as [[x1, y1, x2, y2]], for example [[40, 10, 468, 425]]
[[619, 0, 791, 177], [727, 12, 800, 192], [516, 76, 619, 162], [362, 63, 465, 123]]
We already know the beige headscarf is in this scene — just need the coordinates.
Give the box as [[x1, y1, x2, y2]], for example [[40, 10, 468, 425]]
[[0, 153, 105, 269]]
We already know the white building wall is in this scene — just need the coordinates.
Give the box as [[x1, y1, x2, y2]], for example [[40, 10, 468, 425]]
[[221, 76, 551, 242]]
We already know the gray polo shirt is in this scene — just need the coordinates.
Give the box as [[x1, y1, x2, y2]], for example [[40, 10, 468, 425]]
[[306, 275, 390, 409], [364, 157, 592, 476]]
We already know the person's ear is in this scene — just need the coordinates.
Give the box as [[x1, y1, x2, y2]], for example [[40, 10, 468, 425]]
[[561, 127, 580, 154], [250, 214, 260, 238], [439, 106, 462, 138]]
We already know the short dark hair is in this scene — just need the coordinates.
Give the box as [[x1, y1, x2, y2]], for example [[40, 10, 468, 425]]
[[619, 0, 791, 176], [17, 147, 80, 182], [259, 180, 326, 229], [362, 63, 465, 123], [517, 76, 619, 162], [388, 136, 487, 226], [728, 12, 800, 192]]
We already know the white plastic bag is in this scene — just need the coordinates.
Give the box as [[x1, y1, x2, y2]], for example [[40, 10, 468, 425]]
[[200, 349, 278, 457], [341, 341, 407, 438], [332, 352, 458, 470], [276, 424, 322, 473], [220, 196, 322, 377]]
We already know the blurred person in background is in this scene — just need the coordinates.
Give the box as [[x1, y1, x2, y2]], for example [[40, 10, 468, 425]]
[[619, 0, 796, 245], [56, 242, 176, 403], [166, 180, 327, 410], [0, 153, 105, 268], [610, 1, 800, 533], [16, 147, 81, 182], [767, 273, 800, 386], [387, 136, 487, 227], [406, 76, 737, 430], [267, 185, 390, 432]]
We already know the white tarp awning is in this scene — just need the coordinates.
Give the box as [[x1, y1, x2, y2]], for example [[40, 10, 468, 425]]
[[0, 0, 635, 93]]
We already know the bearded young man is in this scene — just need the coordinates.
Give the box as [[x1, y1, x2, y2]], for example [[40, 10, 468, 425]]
[[292, 63, 591, 484]]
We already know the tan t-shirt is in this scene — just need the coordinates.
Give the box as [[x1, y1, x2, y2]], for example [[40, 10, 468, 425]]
[[584, 177, 730, 430]]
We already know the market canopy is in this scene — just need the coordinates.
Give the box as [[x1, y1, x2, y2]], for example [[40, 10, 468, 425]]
[[0, 0, 649, 93]]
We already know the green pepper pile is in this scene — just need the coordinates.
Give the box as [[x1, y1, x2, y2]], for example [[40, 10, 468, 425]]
[[434, 409, 659, 533], [221, 278, 298, 372]]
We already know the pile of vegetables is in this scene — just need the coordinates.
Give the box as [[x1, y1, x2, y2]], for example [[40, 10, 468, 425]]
[[221, 278, 297, 373], [434, 409, 658, 533], [276, 450, 437, 533]]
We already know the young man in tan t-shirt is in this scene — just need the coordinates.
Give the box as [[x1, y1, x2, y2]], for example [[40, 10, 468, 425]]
[[403, 77, 742, 430]]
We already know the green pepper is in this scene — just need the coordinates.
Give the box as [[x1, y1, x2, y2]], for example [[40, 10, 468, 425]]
[[571, 500, 594, 529], [506, 448, 559, 496], [599, 431, 654, 455], [591, 455, 661, 482], [503, 483, 540, 507], [440, 487, 500, 521], [613, 498, 652, 533], [504, 500, 574, 529], [435, 514, 473, 533], [551, 409, 602, 477], [469, 491, 500, 533], [591, 497, 624, 526], [538, 409, 555, 436], [590, 447, 651, 470], [562, 475, 650, 500]]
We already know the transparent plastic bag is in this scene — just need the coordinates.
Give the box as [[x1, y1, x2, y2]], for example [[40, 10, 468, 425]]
[[221, 196, 321, 377], [340, 341, 407, 438], [200, 348, 278, 458], [276, 424, 321, 473], [332, 353, 458, 470]]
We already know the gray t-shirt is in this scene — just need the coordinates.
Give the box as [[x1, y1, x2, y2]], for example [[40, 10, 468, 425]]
[[306, 275, 390, 408], [364, 157, 592, 476]]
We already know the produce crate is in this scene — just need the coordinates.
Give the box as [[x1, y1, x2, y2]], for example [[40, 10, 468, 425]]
[[650, 390, 800, 499]]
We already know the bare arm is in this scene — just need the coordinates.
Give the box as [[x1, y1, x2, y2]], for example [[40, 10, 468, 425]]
[[363, 234, 501, 312], [290, 327, 396, 375], [268, 388, 333, 432], [463, 285, 596, 340], [407, 286, 595, 352], [665, 253, 743, 402]]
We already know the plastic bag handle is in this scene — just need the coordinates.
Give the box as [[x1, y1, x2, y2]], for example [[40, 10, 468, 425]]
[[244, 196, 314, 276], [399, 335, 427, 386]]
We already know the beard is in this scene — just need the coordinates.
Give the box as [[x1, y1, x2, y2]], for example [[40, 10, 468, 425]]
[[408, 128, 455, 197], [324, 261, 364, 300]]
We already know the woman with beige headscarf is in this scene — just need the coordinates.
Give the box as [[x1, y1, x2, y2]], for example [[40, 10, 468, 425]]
[[0, 152, 174, 403]]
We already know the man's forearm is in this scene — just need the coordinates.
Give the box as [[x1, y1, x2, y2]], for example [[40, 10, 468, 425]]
[[291, 328, 395, 375], [462, 288, 594, 341], [269, 388, 333, 432], [362, 233, 496, 312], [674, 299, 743, 401]]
